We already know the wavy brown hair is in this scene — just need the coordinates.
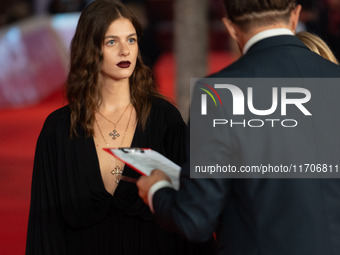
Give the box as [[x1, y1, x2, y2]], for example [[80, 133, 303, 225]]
[[66, 0, 162, 137]]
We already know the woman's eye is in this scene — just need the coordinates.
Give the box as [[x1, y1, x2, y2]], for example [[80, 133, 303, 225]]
[[128, 38, 136, 44], [107, 40, 115, 46]]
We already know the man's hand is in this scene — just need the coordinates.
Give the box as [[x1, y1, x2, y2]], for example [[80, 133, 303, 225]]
[[137, 169, 171, 204]]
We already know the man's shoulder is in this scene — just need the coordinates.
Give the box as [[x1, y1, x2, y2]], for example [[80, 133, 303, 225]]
[[208, 43, 340, 78], [207, 58, 247, 78]]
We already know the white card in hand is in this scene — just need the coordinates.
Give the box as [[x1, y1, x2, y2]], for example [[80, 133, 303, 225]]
[[104, 148, 181, 190]]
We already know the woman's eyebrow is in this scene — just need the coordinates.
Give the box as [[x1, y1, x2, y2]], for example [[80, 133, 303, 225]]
[[104, 33, 137, 39]]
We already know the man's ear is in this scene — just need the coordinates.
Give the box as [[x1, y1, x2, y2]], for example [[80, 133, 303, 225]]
[[290, 4, 302, 33], [222, 17, 238, 41]]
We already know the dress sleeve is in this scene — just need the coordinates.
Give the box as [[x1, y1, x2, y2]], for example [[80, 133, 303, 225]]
[[26, 120, 68, 255]]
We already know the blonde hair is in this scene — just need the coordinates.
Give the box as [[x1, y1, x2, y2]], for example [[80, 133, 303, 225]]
[[296, 31, 339, 64]]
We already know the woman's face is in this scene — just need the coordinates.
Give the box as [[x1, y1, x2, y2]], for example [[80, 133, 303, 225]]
[[100, 17, 138, 82]]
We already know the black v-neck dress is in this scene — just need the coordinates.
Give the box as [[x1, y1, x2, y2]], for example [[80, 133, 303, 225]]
[[25, 97, 215, 255]]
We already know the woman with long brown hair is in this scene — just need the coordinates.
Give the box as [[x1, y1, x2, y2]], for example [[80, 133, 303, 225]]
[[25, 0, 214, 254]]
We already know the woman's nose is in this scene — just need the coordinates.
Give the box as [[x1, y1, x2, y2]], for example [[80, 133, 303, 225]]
[[119, 43, 130, 57]]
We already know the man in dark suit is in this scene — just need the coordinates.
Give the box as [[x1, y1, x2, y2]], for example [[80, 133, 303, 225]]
[[137, 1, 340, 254]]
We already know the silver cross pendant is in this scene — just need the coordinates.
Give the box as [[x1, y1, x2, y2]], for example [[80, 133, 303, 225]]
[[111, 166, 123, 184], [109, 129, 120, 140]]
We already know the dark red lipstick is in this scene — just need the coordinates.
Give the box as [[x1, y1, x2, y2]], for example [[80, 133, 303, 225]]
[[117, 61, 131, 68]]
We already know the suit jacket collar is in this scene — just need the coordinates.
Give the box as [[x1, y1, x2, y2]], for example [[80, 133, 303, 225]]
[[243, 28, 294, 54], [246, 35, 308, 55]]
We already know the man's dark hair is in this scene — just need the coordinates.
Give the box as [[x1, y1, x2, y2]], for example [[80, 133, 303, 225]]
[[223, 0, 297, 31]]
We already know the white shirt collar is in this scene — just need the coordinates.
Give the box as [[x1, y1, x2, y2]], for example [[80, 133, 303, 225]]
[[242, 28, 294, 54]]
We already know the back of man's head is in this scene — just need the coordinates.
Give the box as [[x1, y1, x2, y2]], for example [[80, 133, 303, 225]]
[[223, 0, 297, 32]]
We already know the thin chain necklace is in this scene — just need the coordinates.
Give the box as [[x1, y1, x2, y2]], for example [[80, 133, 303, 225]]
[[97, 102, 131, 140], [95, 105, 133, 184]]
